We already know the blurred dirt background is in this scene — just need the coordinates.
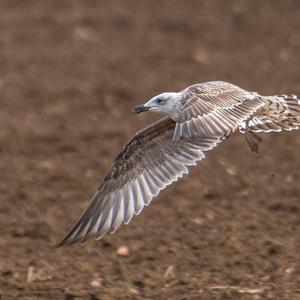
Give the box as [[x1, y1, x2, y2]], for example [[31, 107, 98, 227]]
[[0, 0, 299, 299]]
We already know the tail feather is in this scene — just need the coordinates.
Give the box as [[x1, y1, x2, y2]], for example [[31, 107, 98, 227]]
[[282, 94, 300, 114], [240, 94, 300, 133]]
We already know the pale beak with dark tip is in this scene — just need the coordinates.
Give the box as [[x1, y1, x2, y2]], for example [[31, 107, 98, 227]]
[[132, 104, 150, 114]]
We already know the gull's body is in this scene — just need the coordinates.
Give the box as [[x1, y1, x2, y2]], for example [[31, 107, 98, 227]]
[[57, 81, 300, 247]]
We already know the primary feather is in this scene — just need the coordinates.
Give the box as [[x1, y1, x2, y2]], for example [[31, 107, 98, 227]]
[[56, 117, 224, 247]]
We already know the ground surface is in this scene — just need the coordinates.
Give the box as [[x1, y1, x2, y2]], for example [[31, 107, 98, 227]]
[[0, 0, 299, 299]]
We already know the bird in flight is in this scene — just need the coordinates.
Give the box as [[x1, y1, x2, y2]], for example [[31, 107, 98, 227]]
[[56, 81, 300, 247]]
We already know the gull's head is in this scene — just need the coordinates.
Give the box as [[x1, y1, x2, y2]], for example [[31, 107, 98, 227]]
[[132, 92, 179, 116]]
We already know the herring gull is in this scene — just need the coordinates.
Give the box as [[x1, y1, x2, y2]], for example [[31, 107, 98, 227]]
[[56, 81, 300, 247]]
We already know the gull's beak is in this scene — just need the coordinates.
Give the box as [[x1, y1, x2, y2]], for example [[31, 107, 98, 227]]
[[132, 104, 150, 114]]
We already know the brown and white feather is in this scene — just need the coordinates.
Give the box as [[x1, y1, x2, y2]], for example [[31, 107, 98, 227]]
[[57, 81, 300, 247], [240, 94, 300, 133], [56, 117, 225, 247], [173, 81, 265, 141]]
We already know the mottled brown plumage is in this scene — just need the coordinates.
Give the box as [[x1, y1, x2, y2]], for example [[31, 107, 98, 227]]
[[241, 95, 300, 133], [57, 81, 300, 247], [173, 82, 265, 140], [56, 117, 224, 247]]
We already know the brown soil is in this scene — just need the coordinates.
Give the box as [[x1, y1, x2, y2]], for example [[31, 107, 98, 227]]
[[0, 1, 299, 299]]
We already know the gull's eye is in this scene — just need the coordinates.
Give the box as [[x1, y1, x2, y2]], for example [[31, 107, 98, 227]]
[[157, 98, 163, 104]]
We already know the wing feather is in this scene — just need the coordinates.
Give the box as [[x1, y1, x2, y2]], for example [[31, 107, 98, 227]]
[[124, 184, 135, 224], [56, 117, 225, 247], [173, 81, 265, 141]]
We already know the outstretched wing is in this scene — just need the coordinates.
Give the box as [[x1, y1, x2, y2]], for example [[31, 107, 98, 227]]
[[173, 81, 265, 141], [56, 117, 225, 247]]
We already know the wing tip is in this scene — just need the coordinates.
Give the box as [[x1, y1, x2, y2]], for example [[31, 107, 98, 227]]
[[54, 234, 81, 248], [54, 238, 74, 248], [54, 221, 91, 248], [55, 233, 92, 248]]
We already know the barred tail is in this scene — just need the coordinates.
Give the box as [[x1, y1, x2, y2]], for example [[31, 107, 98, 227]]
[[282, 94, 300, 114], [240, 94, 300, 133]]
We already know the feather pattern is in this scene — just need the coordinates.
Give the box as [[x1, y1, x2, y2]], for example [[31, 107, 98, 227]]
[[239, 94, 300, 133], [173, 81, 265, 141], [56, 117, 225, 247], [57, 81, 300, 247]]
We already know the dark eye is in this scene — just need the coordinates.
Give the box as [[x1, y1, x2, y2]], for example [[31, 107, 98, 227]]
[[157, 98, 163, 104]]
